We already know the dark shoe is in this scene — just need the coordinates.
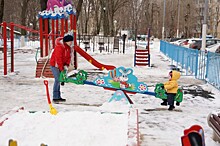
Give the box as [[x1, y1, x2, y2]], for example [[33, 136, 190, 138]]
[[168, 105, 175, 111], [53, 98, 66, 102], [58, 98, 66, 102], [52, 99, 59, 103], [176, 102, 180, 106], [161, 101, 167, 106]]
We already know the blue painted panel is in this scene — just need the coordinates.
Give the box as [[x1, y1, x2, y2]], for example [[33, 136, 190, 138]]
[[93, 66, 148, 93]]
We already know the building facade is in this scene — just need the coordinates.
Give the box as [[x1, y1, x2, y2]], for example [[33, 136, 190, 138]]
[[196, 0, 220, 38]]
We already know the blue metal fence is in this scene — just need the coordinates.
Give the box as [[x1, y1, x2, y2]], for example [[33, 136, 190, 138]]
[[160, 41, 199, 76], [160, 40, 220, 90], [206, 52, 220, 89]]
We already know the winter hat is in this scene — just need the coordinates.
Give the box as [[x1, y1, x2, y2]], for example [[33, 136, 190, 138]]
[[63, 35, 73, 42]]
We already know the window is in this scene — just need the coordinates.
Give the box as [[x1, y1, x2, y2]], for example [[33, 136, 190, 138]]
[[199, 0, 204, 3]]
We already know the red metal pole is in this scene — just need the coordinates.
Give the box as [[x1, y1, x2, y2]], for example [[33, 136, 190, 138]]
[[60, 18, 64, 37], [3, 22, 7, 75], [70, 14, 73, 30], [147, 28, 150, 67], [147, 28, 150, 54], [10, 22, 14, 72], [56, 19, 59, 35], [73, 15, 77, 46], [44, 19, 49, 56], [73, 15, 77, 69], [51, 19, 55, 49], [65, 18, 68, 33], [39, 18, 43, 57]]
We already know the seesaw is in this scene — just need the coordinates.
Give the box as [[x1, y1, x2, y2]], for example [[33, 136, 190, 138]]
[[59, 66, 183, 104]]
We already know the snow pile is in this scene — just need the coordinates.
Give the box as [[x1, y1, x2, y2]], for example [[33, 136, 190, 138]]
[[0, 110, 128, 146]]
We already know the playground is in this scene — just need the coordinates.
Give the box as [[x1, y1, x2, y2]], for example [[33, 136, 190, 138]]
[[1, 1, 220, 146], [0, 38, 220, 145]]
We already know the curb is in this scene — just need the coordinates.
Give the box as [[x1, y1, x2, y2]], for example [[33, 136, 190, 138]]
[[127, 109, 140, 146], [0, 107, 24, 126]]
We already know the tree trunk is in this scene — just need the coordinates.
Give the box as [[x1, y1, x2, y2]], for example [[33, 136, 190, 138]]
[[84, 1, 91, 34], [76, 0, 83, 21], [20, 0, 30, 35], [0, 0, 4, 24], [90, 0, 101, 35]]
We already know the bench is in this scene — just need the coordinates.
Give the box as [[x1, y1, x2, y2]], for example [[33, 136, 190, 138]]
[[83, 41, 90, 52], [113, 37, 119, 53], [207, 113, 220, 143], [83, 35, 90, 52], [98, 42, 105, 53]]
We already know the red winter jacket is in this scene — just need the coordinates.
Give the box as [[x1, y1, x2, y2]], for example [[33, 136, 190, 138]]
[[50, 37, 71, 71]]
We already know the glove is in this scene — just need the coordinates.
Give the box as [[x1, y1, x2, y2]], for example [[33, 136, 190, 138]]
[[64, 65, 68, 71], [61, 82, 65, 86]]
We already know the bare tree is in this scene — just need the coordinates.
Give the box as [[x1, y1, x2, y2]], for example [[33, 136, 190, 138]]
[[81, 0, 91, 34], [107, 0, 128, 36], [215, 6, 220, 37], [0, 0, 205, 38], [0, 0, 4, 24], [20, 0, 30, 35], [90, 0, 101, 35], [75, 0, 83, 21], [27, 0, 41, 31]]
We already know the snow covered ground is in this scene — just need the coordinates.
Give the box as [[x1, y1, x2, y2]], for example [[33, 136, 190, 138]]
[[0, 40, 220, 146]]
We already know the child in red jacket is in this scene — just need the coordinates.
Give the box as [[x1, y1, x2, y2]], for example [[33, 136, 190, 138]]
[[50, 35, 73, 102]]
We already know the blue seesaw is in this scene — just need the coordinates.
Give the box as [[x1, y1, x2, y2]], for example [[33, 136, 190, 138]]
[[59, 66, 183, 104]]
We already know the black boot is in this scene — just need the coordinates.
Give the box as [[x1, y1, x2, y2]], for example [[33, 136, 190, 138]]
[[61, 82, 65, 86], [176, 102, 180, 106], [161, 99, 167, 106], [53, 97, 66, 102], [168, 105, 175, 111]]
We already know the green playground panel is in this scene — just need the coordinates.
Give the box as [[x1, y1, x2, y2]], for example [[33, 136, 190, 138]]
[[154, 83, 183, 102], [59, 70, 87, 85]]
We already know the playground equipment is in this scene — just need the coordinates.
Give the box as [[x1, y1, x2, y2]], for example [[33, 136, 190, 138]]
[[1, 0, 118, 77], [134, 28, 151, 67], [36, 1, 115, 78], [35, 1, 76, 78], [154, 83, 183, 103], [0, 22, 39, 75], [181, 125, 205, 146], [59, 66, 183, 104]]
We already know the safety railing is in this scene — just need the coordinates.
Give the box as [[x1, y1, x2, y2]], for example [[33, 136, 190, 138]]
[[160, 40, 220, 90]]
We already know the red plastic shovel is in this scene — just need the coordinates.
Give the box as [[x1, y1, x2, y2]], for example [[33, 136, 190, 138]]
[[44, 80, 58, 115]]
